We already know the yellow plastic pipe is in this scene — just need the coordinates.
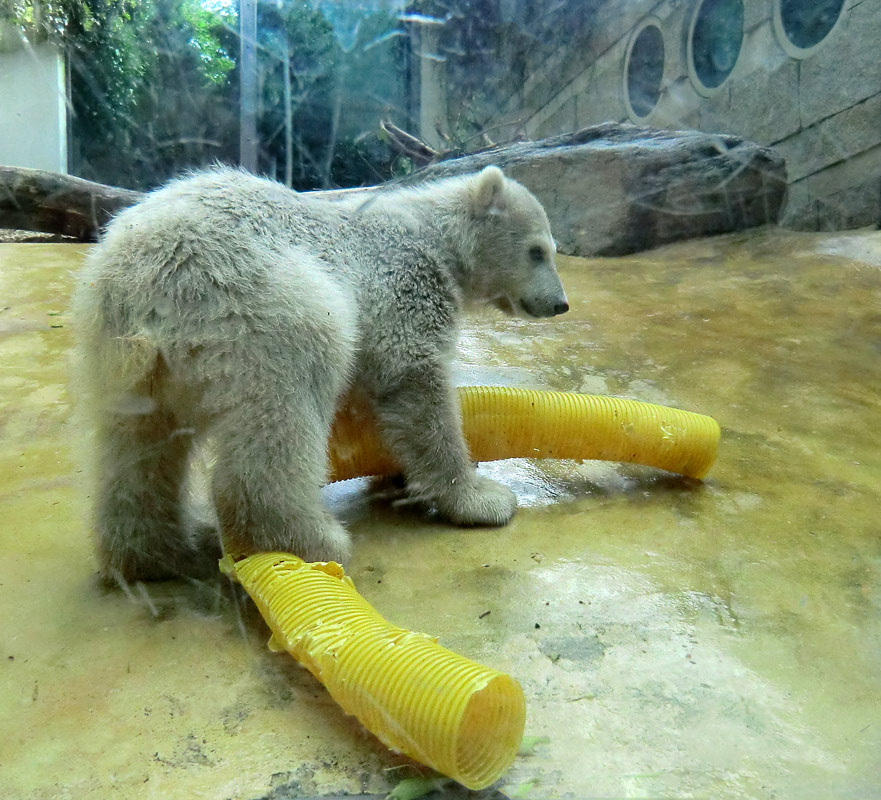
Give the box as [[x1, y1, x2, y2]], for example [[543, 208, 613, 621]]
[[224, 552, 525, 790], [329, 386, 720, 482], [228, 388, 720, 788]]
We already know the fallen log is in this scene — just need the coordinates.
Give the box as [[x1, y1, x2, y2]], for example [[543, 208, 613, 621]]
[[0, 166, 143, 241], [0, 123, 786, 254]]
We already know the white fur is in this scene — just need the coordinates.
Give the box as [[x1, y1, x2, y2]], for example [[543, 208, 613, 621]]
[[71, 166, 568, 581]]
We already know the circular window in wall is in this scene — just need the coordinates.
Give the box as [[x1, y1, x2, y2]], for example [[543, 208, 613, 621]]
[[773, 0, 846, 57], [687, 0, 744, 96], [624, 19, 665, 120]]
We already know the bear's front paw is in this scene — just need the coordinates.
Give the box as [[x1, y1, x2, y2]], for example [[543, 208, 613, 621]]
[[436, 474, 517, 527]]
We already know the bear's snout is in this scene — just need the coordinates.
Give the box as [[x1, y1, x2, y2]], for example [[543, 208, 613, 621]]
[[520, 294, 569, 318]]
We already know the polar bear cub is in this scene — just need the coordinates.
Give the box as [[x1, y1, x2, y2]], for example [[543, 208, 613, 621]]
[[72, 165, 568, 581]]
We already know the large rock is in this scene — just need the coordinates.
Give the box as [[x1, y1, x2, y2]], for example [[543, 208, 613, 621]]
[[0, 123, 786, 255], [397, 123, 787, 257]]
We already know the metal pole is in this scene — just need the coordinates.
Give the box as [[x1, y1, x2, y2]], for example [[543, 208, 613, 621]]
[[239, 0, 258, 172]]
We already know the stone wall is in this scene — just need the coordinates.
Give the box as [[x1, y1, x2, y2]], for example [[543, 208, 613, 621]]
[[419, 0, 880, 232]]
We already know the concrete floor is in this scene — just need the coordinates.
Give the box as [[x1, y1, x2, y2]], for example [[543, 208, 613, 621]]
[[2, 229, 880, 799]]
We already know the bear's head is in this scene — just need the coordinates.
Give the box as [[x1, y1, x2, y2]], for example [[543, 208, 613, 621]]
[[466, 166, 568, 319]]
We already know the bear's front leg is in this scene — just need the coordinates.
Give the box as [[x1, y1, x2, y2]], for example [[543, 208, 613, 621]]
[[371, 365, 517, 526]]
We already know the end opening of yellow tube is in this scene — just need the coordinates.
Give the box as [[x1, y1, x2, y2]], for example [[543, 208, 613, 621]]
[[229, 552, 526, 790], [455, 673, 527, 788]]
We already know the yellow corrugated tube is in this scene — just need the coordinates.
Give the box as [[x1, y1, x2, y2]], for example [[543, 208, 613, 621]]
[[224, 552, 526, 790], [329, 386, 720, 482], [228, 387, 719, 789]]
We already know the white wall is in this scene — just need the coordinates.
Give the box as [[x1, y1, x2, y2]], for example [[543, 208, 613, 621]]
[[0, 40, 67, 173]]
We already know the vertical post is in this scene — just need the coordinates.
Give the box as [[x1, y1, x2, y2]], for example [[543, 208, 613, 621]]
[[417, 25, 446, 150], [239, 0, 258, 172], [283, 29, 293, 187], [406, 22, 420, 138]]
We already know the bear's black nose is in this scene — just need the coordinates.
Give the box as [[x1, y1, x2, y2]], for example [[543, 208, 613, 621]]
[[554, 300, 569, 316]]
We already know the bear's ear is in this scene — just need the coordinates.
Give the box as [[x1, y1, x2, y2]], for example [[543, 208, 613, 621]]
[[473, 165, 506, 215]]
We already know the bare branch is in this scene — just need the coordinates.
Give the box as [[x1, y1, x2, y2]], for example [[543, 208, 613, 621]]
[[380, 120, 442, 167]]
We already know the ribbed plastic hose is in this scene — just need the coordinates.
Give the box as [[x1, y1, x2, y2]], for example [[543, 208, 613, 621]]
[[229, 387, 720, 789], [329, 386, 720, 482], [226, 553, 525, 790]]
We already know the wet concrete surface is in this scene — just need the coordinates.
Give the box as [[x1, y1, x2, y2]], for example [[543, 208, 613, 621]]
[[2, 229, 880, 799]]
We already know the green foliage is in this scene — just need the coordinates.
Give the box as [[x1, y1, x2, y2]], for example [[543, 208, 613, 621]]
[[517, 734, 550, 756], [2, 0, 240, 187], [385, 775, 451, 800], [1, 0, 408, 189], [181, 0, 236, 85]]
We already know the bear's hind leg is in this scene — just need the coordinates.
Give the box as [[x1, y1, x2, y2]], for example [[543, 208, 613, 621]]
[[93, 392, 211, 583], [210, 395, 351, 564]]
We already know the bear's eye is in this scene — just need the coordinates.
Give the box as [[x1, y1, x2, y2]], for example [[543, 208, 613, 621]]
[[529, 245, 545, 263]]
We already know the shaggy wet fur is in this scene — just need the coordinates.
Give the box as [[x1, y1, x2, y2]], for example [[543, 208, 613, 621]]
[[72, 166, 568, 581]]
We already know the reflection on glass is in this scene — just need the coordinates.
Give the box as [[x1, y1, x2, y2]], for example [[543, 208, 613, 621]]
[[626, 23, 664, 118], [691, 0, 744, 90]]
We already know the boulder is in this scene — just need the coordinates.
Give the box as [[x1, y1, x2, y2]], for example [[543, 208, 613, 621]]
[[396, 123, 788, 256]]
